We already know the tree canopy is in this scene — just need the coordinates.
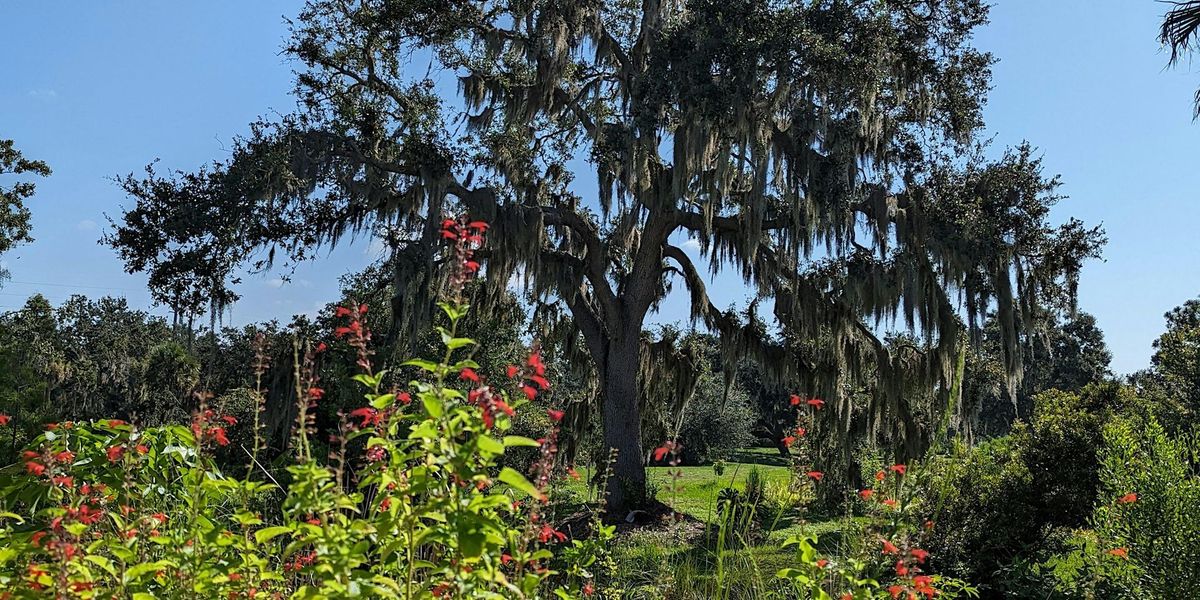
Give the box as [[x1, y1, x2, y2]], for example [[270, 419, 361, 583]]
[[108, 0, 1103, 511], [0, 139, 50, 282]]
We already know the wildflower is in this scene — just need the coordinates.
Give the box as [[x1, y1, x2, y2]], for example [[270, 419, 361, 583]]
[[506, 364, 520, 378], [889, 464, 907, 476], [315, 342, 327, 352], [51, 476, 73, 488], [1117, 492, 1138, 504], [859, 489, 875, 500], [653, 441, 678, 462], [583, 582, 595, 596], [923, 519, 935, 530], [789, 394, 801, 406], [806, 471, 824, 481], [107, 419, 127, 427], [910, 548, 930, 563], [521, 385, 538, 400], [568, 467, 581, 481], [0, 414, 10, 425], [882, 498, 898, 508], [210, 427, 230, 446], [106, 445, 125, 462], [460, 368, 480, 383], [1108, 547, 1128, 559], [806, 398, 826, 409], [547, 408, 564, 422], [881, 539, 900, 554], [895, 560, 909, 576], [538, 523, 567, 543], [527, 350, 546, 375], [366, 445, 386, 462], [307, 387, 324, 399], [221, 415, 237, 425], [350, 407, 381, 428], [795, 426, 806, 437], [782, 435, 796, 448], [151, 513, 168, 524], [135, 444, 149, 455], [335, 306, 353, 317], [816, 559, 828, 568], [875, 470, 886, 482], [888, 585, 904, 599], [52, 450, 74, 464], [398, 391, 412, 405]]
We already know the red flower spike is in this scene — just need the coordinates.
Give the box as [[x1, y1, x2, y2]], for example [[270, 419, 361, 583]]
[[789, 394, 801, 406], [547, 409, 565, 422], [335, 306, 353, 317], [806, 471, 824, 481], [0, 414, 9, 426], [806, 398, 825, 409], [506, 364, 519, 378], [875, 470, 886, 482], [889, 463, 907, 476], [1117, 492, 1138, 504], [398, 391, 412, 404], [910, 548, 930, 563], [106, 446, 125, 463], [1108, 547, 1129, 559], [859, 489, 875, 500], [782, 436, 796, 448], [521, 385, 537, 400], [881, 539, 900, 554], [460, 368, 480, 383]]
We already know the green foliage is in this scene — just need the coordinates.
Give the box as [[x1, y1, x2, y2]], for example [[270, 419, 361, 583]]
[[676, 371, 757, 465], [922, 383, 1142, 594], [0, 138, 50, 261]]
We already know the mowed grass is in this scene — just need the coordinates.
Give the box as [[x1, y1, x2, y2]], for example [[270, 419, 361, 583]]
[[564, 448, 862, 598], [564, 447, 795, 522]]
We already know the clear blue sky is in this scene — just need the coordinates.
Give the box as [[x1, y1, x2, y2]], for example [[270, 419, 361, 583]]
[[1, 1, 1198, 375]]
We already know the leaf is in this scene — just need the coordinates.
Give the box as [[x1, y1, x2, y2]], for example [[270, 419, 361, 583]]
[[402, 358, 441, 373], [499, 467, 544, 501], [422, 394, 444, 418], [477, 435, 504, 455], [254, 525, 293, 544], [446, 337, 477, 351], [503, 436, 541, 448]]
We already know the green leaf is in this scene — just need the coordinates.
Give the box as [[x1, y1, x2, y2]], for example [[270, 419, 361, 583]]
[[254, 526, 293, 545], [422, 394, 444, 418], [446, 337, 477, 351], [503, 436, 541, 448], [499, 467, 544, 501], [477, 435, 504, 455]]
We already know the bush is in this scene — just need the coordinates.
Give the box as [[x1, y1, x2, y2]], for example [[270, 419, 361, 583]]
[[676, 373, 757, 465], [921, 384, 1139, 594]]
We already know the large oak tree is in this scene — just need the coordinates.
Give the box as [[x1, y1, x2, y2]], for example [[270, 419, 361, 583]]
[[110, 0, 1102, 512]]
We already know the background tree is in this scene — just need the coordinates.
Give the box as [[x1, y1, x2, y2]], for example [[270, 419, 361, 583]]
[[0, 139, 50, 283], [109, 0, 1103, 512]]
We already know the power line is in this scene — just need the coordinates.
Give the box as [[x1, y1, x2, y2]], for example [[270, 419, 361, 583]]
[[1, 279, 143, 293]]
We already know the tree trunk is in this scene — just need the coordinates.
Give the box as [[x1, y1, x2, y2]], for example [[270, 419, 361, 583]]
[[601, 335, 647, 515]]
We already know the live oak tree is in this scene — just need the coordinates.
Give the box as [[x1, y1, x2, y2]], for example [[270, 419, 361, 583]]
[[110, 0, 1103, 511], [0, 139, 50, 282]]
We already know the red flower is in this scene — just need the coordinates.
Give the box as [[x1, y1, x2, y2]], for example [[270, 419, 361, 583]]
[[816, 559, 828, 568], [653, 441, 677, 462], [398, 392, 412, 405], [923, 519, 935, 530], [910, 548, 930, 563], [25, 461, 46, 476], [211, 427, 230, 446], [53, 450, 74, 464], [881, 539, 900, 554], [51, 476, 73, 488], [538, 523, 567, 543], [315, 342, 327, 352], [583, 582, 595, 596], [795, 427, 806, 437], [875, 470, 886, 482], [135, 444, 149, 455], [308, 387, 324, 400], [895, 560, 909, 576], [350, 407, 381, 428], [1117, 492, 1138, 504], [336, 306, 353, 317], [547, 409, 565, 422], [1108, 547, 1128, 559], [882, 498, 898, 508], [782, 436, 796, 448], [221, 415, 237, 426], [888, 585, 903, 599], [0, 414, 11, 425], [806, 471, 824, 481], [106, 445, 125, 463], [366, 445, 386, 462], [521, 385, 538, 400], [806, 398, 825, 409], [467, 220, 489, 231], [460, 368, 480, 383], [889, 463, 907, 476], [859, 489, 875, 500], [505, 364, 519, 378], [789, 394, 801, 406], [107, 419, 127, 427], [464, 260, 480, 273], [527, 351, 546, 376]]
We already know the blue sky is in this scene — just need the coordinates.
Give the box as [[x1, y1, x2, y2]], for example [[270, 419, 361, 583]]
[[1, 1, 1198, 375]]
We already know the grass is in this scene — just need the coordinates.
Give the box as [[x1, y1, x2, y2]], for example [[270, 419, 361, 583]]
[[566, 447, 865, 599]]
